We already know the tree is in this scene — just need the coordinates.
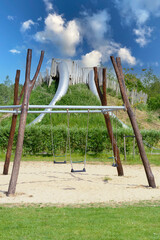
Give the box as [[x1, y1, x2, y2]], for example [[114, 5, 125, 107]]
[[142, 68, 160, 97], [4, 75, 12, 86], [123, 68, 144, 92], [0, 76, 13, 104]]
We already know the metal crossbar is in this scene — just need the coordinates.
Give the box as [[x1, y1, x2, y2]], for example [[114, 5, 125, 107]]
[[0, 105, 125, 114], [0, 105, 126, 110], [0, 110, 122, 114]]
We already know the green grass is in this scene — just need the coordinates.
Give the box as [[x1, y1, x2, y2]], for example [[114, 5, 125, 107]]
[[0, 150, 159, 166], [39, 83, 108, 128], [123, 153, 160, 166], [0, 205, 160, 240], [21, 152, 160, 166], [0, 82, 122, 129], [0, 151, 117, 164]]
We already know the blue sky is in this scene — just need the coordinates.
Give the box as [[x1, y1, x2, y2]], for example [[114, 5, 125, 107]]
[[1, 0, 160, 84]]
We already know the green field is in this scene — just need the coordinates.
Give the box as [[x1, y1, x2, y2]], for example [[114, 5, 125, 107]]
[[0, 204, 160, 240], [0, 151, 159, 166]]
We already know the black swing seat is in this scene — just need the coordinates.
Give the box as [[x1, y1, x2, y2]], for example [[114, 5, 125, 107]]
[[108, 157, 118, 167], [112, 163, 118, 167], [71, 168, 86, 173], [54, 160, 67, 164]]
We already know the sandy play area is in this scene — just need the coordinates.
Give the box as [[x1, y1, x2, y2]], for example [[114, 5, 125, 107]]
[[0, 161, 160, 205]]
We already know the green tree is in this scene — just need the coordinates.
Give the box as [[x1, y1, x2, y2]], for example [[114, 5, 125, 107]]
[[0, 76, 14, 104], [142, 68, 160, 97], [4, 75, 12, 86], [123, 68, 144, 92]]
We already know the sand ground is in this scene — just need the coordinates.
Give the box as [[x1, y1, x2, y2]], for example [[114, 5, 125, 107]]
[[0, 161, 160, 205]]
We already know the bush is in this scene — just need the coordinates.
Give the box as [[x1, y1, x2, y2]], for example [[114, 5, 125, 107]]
[[0, 126, 159, 155], [147, 96, 160, 111]]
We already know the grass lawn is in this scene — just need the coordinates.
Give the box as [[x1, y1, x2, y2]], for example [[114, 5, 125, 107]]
[[0, 204, 160, 240], [0, 151, 159, 166]]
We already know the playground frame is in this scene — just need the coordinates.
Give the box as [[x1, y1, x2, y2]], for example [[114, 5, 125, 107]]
[[0, 49, 156, 197]]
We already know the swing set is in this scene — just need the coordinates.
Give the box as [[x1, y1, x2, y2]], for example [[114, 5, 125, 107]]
[[0, 49, 156, 197], [49, 108, 88, 172], [50, 106, 119, 172]]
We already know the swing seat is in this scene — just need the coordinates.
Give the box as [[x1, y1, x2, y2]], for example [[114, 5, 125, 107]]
[[54, 160, 66, 164], [71, 168, 86, 173], [108, 157, 115, 159], [112, 163, 118, 167]]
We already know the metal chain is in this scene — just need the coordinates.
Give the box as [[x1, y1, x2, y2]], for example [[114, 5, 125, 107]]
[[111, 112, 114, 162], [50, 113, 55, 162], [84, 109, 90, 169], [115, 110, 118, 163], [67, 109, 72, 168]]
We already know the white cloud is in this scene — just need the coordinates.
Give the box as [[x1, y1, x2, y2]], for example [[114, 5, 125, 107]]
[[78, 10, 136, 66], [79, 10, 131, 65], [37, 17, 42, 21], [98, 41, 120, 63], [80, 10, 110, 48], [81, 50, 102, 67], [43, 0, 53, 12], [7, 15, 14, 21], [118, 47, 136, 66], [45, 13, 64, 33], [21, 19, 35, 32], [136, 9, 149, 25], [133, 26, 153, 47], [34, 7, 137, 66], [114, 0, 160, 25], [35, 13, 80, 56], [9, 49, 21, 54], [114, 0, 160, 46]]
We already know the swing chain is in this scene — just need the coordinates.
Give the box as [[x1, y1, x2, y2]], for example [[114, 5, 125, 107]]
[[84, 109, 90, 169], [50, 113, 55, 161], [67, 109, 72, 167], [111, 111, 118, 167]]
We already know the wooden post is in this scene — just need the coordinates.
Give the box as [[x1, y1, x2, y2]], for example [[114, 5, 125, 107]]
[[7, 49, 44, 195], [94, 67, 124, 176], [3, 71, 25, 175], [110, 56, 156, 188], [124, 135, 126, 161]]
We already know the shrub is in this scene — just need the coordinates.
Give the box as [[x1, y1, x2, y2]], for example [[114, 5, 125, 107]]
[[0, 126, 159, 155], [147, 96, 160, 111]]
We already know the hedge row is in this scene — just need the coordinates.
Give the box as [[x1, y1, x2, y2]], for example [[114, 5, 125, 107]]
[[0, 126, 159, 155], [147, 96, 160, 110]]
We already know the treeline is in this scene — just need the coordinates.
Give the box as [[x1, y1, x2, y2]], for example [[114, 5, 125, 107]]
[[123, 68, 160, 110]]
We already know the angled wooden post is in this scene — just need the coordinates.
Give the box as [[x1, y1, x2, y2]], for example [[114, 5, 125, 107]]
[[3, 70, 25, 175], [124, 135, 126, 161], [94, 67, 124, 176], [7, 49, 44, 195], [110, 56, 156, 188]]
